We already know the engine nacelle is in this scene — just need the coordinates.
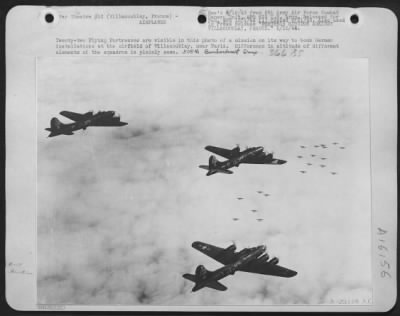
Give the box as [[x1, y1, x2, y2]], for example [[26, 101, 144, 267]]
[[225, 244, 237, 252], [269, 257, 279, 265], [258, 254, 270, 262], [232, 146, 240, 154]]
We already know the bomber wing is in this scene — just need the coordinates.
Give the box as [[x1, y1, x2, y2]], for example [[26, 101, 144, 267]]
[[205, 146, 238, 159], [239, 259, 297, 277], [89, 118, 128, 127], [192, 241, 239, 265], [60, 111, 93, 122], [242, 153, 286, 165]]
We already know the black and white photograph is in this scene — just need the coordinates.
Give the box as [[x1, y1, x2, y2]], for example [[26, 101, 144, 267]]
[[36, 57, 372, 305]]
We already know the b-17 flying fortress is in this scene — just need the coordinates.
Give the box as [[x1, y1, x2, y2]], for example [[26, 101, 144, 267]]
[[45, 110, 127, 137], [199, 145, 286, 176], [183, 242, 297, 292]]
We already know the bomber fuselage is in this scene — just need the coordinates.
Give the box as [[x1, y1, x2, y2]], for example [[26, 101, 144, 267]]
[[218, 146, 264, 170]]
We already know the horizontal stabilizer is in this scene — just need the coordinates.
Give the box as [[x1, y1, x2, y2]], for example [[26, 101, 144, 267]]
[[206, 280, 227, 291], [182, 274, 196, 283], [199, 165, 233, 175], [214, 168, 233, 174]]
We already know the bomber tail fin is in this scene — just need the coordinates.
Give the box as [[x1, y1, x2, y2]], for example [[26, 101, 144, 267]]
[[50, 117, 64, 130], [198, 155, 233, 176], [45, 118, 71, 137], [183, 265, 228, 292]]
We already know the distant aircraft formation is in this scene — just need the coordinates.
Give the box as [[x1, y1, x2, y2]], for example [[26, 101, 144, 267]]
[[199, 145, 286, 176], [298, 143, 344, 175], [45, 110, 127, 137], [183, 241, 297, 292]]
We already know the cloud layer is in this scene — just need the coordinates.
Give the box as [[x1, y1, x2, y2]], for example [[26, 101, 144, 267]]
[[37, 58, 372, 306]]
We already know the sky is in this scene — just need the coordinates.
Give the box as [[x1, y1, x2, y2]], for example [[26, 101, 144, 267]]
[[37, 57, 372, 306]]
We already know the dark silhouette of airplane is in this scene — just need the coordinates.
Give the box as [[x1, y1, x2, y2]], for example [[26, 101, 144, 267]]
[[199, 145, 286, 176], [45, 110, 127, 137], [250, 209, 257, 213], [311, 154, 316, 157], [300, 145, 306, 148], [237, 197, 244, 200], [232, 218, 239, 221], [257, 190, 263, 193], [320, 165, 326, 168], [306, 163, 312, 166], [264, 194, 270, 197], [300, 170, 307, 174], [256, 219, 264, 222], [314, 145, 319, 148], [331, 172, 337, 175], [297, 155, 303, 158], [332, 142, 339, 145], [321, 157, 327, 160], [183, 241, 297, 292]]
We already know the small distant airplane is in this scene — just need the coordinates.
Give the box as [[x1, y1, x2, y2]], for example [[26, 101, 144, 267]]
[[321, 157, 327, 160], [232, 218, 239, 221], [45, 110, 127, 137], [320, 165, 326, 168], [250, 209, 257, 213], [257, 190, 263, 194], [264, 194, 270, 197], [237, 197, 244, 200], [183, 241, 297, 292], [311, 154, 316, 157], [331, 172, 337, 175], [256, 219, 264, 222], [199, 145, 286, 176], [297, 155, 303, 158], [332, 142, 339, 145], [300, 170, 307, 174], [314, 145, 319, 148], [306, 163, 312, 166], [300, 145, 306, 148]]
